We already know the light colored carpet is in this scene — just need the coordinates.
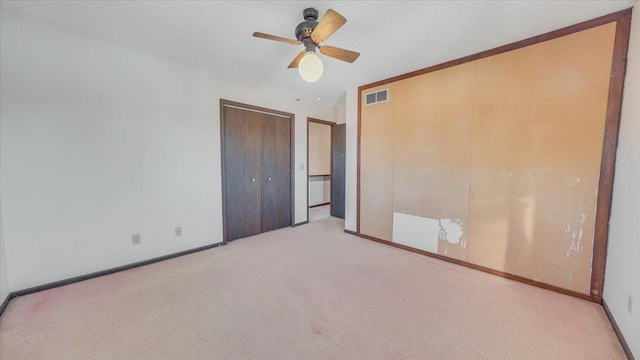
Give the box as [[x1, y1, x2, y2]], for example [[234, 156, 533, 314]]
[[309, 204, 331, 222], [0, 217, 626, 359]]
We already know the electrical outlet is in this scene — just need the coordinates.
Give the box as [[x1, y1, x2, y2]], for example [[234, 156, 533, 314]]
[[132, 233, 141, 245], [439, 229, 447, 240], [629, 294, 633, 314], [175, 226, 182, 236]]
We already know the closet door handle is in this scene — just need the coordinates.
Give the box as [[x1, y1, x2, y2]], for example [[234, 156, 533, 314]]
[[251, 178, 256, 182], [268, 177, 272, 181]]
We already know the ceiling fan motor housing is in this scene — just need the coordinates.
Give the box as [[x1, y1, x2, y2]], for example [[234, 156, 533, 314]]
[[295, 8, 319, 43], [303, 7, 319, 21], [295, 20, 318, 42]]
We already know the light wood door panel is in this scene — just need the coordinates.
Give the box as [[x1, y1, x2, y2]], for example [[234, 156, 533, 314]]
[[360, 85, 396, 240], [467, 23, 616, 294], [358, 22, 617, 294], [393, 62, 476, 261]]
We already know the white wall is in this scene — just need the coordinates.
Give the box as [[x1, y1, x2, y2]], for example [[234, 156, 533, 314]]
[[0, 206, 8, 302], [603, 6, 640, 358], [308, 180, 331, 207], [308, 122, 331, 176], [344, 88, 358, 232], [0, 13, 335, 292], [336, 93, 347, 125]]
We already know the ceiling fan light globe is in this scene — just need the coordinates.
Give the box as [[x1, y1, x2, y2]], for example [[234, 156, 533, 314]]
[[298, 52, 323, 82]]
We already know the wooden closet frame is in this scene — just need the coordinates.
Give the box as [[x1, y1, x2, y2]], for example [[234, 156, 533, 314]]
[[219, 99, 296, 244], [356, 8, 632, 304], [307, 117, 336, 222]]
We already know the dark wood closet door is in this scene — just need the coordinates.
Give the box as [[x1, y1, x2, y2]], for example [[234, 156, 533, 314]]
[[331, 124, 346, 219], [274, 117, 292, 228], [222, 103, 292, 242], [261, 115, 278, 232], [223, 107, 262, 241], [261, 114, 291, 232], [242, 110, 263, 238]]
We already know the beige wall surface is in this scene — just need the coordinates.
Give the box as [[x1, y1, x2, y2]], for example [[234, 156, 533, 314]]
[[359, 22, 617, 294], [393, 62, 476, 261], [468, 23, 615, 294], [360, 84, 396, 241]]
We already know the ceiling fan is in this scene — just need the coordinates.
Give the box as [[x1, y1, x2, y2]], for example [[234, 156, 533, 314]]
[[253, 7, 360, 82]]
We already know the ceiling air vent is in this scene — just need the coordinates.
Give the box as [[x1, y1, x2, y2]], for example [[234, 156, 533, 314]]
[[365, 89, 389, 105]]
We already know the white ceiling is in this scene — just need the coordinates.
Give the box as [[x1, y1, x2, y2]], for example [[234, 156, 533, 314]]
[[1, 0, 635, 106]]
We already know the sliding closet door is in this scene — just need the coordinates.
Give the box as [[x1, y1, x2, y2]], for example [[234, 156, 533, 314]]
[[223, 106, 262, 241]]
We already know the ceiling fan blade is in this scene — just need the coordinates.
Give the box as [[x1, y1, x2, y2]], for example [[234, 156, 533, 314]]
[[288, 51, 306, 68], [319, 45, 360, 63], [311, 9, 346, 44], [253, 32, 301, 45]]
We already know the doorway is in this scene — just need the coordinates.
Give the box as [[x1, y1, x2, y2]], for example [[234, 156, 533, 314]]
[[307, 118, 346, 223], [220, 99, 295, 243]]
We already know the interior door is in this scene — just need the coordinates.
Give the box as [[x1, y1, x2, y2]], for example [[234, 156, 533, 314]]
[[222, 103, 292, 242], [242, 110, 263, 238], [331, 124, 346, 219], [261, 114, 278, 232], [223, 106, 262, 242], [274, 116, 292, 228], [261, 114, 291, 232]]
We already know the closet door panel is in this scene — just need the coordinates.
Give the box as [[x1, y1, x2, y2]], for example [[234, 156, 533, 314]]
[[242, 110, 263, 238], [223, 107, 247, 241], [261, 115, 278, 232], [275, 117, 292, 228], [223, 104, 291, 241]]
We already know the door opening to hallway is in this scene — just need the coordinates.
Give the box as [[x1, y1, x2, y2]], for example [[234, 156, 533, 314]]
[[307, 118, 345, 223]]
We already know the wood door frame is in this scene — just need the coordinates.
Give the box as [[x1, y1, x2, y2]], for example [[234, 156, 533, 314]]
[[307, 117, 336, 222], [356, 8, 632, 303], [220, 99, 295, 244]]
